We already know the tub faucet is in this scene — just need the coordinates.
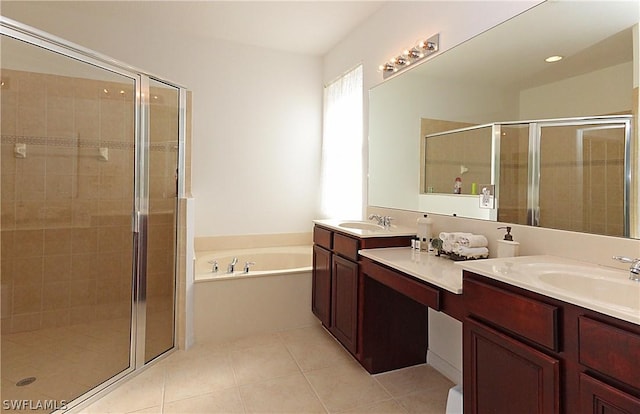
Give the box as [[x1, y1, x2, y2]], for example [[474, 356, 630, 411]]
[[243, 262, 255, 274], [227, 257, 238, 274], [209, 260, 219, 273], [612, 256, 640, 281]]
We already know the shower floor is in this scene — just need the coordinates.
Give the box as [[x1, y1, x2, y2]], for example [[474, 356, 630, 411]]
[[1, 311, 173, 414]]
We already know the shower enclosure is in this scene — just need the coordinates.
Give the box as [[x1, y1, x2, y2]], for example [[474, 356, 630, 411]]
[[423, 115, 632, 237], [1, 18, 185, 411]]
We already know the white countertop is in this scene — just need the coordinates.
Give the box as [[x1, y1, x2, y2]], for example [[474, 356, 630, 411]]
[[359, 247, 462, 294], [314, 219, 416, 238], [457, 255, 640, 326], [358, 249, 640, 325]]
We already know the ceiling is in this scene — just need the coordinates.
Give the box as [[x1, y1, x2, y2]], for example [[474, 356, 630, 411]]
[[404, 0, 636, 90], [2, 1, 387, 56]]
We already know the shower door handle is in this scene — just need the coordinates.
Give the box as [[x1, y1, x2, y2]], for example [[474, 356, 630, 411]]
[[132, 211, 142, 233]]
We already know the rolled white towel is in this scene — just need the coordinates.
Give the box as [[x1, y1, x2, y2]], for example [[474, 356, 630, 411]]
[[452, 232, 473, 241], [440, 232, 472, 242], [458, 234, 488, 248], [439, 232, 451, 241], [454, 246, 489, 259], [440, 232, 474, 252]]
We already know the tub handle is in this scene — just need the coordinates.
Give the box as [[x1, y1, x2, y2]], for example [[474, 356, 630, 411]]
[[243, 262, 255, 274], [207, 260, 219, 273]]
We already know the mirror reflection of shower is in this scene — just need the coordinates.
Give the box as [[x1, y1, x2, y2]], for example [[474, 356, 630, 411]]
[[421, 116, 632, 237]]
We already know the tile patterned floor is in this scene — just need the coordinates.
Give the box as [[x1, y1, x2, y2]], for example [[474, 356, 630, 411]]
[[79, 322, 454, 414], [1, 318, 133, 414]]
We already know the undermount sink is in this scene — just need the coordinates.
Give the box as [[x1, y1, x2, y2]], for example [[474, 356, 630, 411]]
[[337, 221, 386, 231], [538, 270, 639, 310], [459, 255, 640, 323], [509, 262, 623, 280]]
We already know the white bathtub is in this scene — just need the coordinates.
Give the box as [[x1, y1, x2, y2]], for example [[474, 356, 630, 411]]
[[193, 245, 316, 343], [195, 245, 312, 280]]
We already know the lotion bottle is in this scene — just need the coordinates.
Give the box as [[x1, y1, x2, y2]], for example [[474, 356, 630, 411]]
[[417, 214, 433, 246], [496, 226, 520, 258]]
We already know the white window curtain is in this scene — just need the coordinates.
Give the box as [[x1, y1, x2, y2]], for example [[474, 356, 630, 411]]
[[320, 65, 363, 219]]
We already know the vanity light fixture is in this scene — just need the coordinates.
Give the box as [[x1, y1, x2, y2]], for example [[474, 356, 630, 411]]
[[545, 55, 563, 63], [403, 48, 422, 59], [379, 33, 440, 79], [392, 56, 409, 67], [378, 62, 397, 73]]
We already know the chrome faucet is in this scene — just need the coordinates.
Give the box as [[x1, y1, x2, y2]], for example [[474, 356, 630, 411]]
[[368, 214, 393, 229], [368, 214, 383, 225], [211, 260, 218, 273], [612, 256, 640, 281], [227, 257, 238, 274]]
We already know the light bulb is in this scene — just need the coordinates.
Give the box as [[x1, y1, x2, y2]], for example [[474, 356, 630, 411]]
[[545, 55, 563, 63]]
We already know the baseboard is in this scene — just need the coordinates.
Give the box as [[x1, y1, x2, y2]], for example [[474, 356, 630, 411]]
[[427, 349, 462, 385]]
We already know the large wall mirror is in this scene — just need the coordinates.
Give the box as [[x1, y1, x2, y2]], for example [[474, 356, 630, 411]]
[[369, 0, 639, 239]]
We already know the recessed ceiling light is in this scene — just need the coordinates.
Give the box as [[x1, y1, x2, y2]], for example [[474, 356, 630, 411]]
[[545, 55, 563, 63]]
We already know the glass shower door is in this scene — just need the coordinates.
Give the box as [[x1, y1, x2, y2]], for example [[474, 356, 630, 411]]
[[144, 79, 179, 363], [1, 34, 135, 409]]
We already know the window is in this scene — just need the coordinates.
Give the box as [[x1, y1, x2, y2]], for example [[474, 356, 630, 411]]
[[320, 65, 363, 219]]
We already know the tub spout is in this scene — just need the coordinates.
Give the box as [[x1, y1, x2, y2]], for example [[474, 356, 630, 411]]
[[227, 257, 238, 273]]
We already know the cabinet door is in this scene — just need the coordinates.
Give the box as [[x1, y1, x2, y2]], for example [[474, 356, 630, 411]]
[[580, 374, 640, 414], [312, 245, 332, 327], [330, 255, 359, 354], [464, 318, 560, 414]]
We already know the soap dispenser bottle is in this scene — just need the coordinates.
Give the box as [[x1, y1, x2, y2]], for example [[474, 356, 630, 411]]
[[417, 214, 433, 251], [496, 226, 520, 258]]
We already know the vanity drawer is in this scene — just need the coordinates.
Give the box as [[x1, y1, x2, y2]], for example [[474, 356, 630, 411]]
[[579, 316, 640, 389], [464, 278, 558, 351], [363, 259, 440, 309], [333, 233, 359, 261], [314, 226, 332, 250]]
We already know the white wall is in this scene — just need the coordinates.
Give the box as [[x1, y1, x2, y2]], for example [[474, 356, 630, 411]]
[[188, 42, 322, 236], [2, 2, 323, 237]]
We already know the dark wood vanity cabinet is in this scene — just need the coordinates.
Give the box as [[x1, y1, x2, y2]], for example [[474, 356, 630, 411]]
[[312, 244, 331, 327], [464, 315, 560, 414], [463, 271, 640, 414], [579, 374, 640, 414], [578, 317, 640, 414], [358, 256, 469, 374], [464, 276, 560, 414], [330, 254, 359, 353], [311, 224, 412, 359]]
